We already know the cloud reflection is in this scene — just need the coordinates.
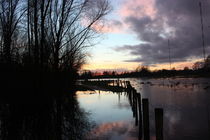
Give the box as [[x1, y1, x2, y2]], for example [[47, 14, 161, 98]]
[[86, 121, 138, 140]]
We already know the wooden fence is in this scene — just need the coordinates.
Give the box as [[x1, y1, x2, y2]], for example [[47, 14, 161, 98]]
[[81, 79, 164, 140]]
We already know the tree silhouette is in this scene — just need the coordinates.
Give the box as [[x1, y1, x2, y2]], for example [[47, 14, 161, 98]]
[[0, 0, 111, 139], [0, 0, 24, 63]]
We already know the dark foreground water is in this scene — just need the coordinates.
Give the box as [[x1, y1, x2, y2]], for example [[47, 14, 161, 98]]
[[77, 78, 210, 140]]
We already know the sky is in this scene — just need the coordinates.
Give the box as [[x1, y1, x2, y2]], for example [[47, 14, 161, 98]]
[[83, 0, 210, 72]]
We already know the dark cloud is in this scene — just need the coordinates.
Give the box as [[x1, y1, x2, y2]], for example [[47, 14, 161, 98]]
[[111, 20, 123, 27], [116, 0, 210, 65]]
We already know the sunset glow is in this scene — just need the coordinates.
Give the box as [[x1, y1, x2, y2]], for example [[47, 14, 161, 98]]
[[83, 62, 139, 71], [83, 0, 210, 72], [83, 59, 197, 72]]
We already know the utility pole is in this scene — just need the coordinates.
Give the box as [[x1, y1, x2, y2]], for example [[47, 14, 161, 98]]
[[168, 39, 171, 70], [199, 1, 206, 62]]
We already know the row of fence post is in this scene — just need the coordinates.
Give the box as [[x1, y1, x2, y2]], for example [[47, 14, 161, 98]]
[[92, 79, 163, 140], [92, 79, 128, 89], [112, 79, 128, 88], [124, 80, 163, 140]]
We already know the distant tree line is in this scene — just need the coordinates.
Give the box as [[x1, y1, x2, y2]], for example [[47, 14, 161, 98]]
[[80, 56, 210, 79]]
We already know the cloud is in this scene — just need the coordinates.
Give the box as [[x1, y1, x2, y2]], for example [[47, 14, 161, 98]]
[[120, 0, 157, 19], [92, 20, 124, 33], [115, 0, 210, 65]]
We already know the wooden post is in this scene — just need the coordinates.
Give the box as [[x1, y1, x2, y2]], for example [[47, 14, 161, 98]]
[[142, 98, 150, 140], [137, 93, 142, 139], [126, 81, 129, 89], [155, 108, 163, 140], [117, 79, 119, 87], [120, 80, 122, 87], [124, 81, 127, 88], [128, 89, 131, 105], [127, 81, 131, 89], [132, 90, 135, 117], [130, 89, 133, 106], [133, 90, 138, 126]]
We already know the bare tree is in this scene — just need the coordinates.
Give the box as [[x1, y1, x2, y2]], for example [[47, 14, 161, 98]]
[[0, 0, 25, 63], [24, 0, 111, 71], [0, 1, 111, 139], [45, 0, 111, 70]]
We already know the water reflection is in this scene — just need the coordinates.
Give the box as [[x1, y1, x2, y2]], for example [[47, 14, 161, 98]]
[[129, 77, 210, 140], [77, 91, 134, 124], [77, 90, 139, 140], [78, 78, 210, 140], [0, 92, 91, 140], [86, 121, 138, 140]]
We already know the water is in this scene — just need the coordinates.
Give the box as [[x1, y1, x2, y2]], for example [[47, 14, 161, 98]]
[[76, 90, 139, 140], [77, 78, 210, 140]]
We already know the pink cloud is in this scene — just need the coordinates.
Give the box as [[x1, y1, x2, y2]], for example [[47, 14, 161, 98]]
[[92, 20, 124, 33], [119, 0, 157, 19], [93, 0, 157, 34], [91, 0, 157, 34]]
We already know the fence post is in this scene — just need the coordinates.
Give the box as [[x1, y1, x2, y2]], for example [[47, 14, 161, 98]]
[[137, 93, 142, 140], [155, 108, 163, 140], [133, 90, 138, 126], [142, 98, 150, 140]]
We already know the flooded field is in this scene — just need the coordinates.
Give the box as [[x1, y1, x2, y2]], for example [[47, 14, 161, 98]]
[[76, 90, 139, 140], [77, 78, 210, 140]]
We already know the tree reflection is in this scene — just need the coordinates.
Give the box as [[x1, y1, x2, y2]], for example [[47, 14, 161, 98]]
[[0, 91, 91, 140]]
